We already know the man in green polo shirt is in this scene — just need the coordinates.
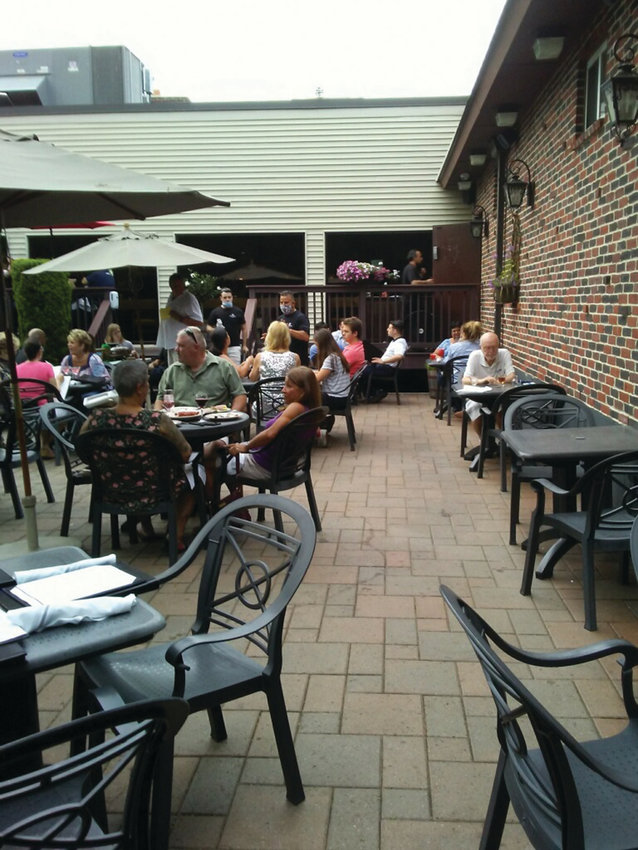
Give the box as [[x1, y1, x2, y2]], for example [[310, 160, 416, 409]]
[[154, 326, 247, 411]]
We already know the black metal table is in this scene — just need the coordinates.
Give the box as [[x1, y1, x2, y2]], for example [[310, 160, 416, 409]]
[[0, 546, 166, 746], [175, 411, 250, 449]]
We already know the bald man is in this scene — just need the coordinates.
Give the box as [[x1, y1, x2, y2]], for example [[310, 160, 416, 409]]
[[462, 332, 515, 437]]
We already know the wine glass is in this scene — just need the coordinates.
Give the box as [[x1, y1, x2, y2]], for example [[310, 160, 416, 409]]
[[497, 374, 506, 385], [163, 390, 174, 412], [195, 393, 208, 410]]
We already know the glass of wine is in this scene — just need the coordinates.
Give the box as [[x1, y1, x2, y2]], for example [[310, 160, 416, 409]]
[[497, 375, 506, 385], [163, 390, 174, 412], [195, 393, 208, 410]]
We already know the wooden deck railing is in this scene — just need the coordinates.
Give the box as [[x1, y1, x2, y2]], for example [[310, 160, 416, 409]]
[[246, 282, 480, 367]]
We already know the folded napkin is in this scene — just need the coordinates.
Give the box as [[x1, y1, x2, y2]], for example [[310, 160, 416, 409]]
[[2, 594, 137, 635], [15, 554, 117, 585]]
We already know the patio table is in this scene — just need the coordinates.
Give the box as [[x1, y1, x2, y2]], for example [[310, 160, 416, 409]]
[[174, 410, 250, 450]]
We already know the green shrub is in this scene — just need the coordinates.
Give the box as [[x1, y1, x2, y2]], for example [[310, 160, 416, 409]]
[[11, 259, 71, 365]]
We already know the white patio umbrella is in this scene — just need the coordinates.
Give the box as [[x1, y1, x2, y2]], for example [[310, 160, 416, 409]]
[[0, 129, 231, 551], [24, 226, 234, 273]]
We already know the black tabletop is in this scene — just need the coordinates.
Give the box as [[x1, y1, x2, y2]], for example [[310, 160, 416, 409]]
[[499, 425, 638, 463], [176, 411, 249, 448]]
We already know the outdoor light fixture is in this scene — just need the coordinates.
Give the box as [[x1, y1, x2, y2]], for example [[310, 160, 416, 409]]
[[505, 158, 535, 209], [601, 33, 638, 145], [457, 172, 472, 191], [495, 108, 518, 128], [470, 206, 489, 239], [532, 35, 565, 61], [469, 151, 488, 167]]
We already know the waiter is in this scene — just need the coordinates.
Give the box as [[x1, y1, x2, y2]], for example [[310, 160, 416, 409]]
[[277, 290, 310, 366]]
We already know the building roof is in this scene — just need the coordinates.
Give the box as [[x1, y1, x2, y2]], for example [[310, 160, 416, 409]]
[[437, 0, 604, 190]]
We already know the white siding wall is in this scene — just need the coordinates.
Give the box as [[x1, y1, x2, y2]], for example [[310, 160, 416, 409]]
[[2, 99, 469, 297]]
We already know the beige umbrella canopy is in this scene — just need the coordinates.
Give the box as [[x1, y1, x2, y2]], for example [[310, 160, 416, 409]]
[[220, 261, 300, 282], [0, 129, 231, 550]]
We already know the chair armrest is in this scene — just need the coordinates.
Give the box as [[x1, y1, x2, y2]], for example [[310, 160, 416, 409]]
[[529, 477, 568, 496]]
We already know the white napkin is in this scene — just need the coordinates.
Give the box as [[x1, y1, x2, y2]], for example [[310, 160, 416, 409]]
[[15, 554, 117, 585], [2, 594, 137, 634]]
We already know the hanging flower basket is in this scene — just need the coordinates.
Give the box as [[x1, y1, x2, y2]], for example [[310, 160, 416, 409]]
[[335, 260, 399, 284], [490, 213, 521, 304]]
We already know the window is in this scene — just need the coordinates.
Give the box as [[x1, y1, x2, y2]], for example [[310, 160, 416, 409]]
[[585, 43, 607, 127]]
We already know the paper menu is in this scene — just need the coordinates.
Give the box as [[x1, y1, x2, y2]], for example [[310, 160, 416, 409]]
[[11, 565, 136, 608]]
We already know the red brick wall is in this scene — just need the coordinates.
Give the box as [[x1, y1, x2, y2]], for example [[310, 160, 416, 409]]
[[476, 2, 637, 424]]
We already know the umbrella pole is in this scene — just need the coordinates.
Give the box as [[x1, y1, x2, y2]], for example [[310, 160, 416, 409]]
[[0, 246, 39, 550]]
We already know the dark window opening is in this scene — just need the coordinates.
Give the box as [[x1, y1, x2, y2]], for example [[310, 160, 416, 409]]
[[325, 231, 433, 282]]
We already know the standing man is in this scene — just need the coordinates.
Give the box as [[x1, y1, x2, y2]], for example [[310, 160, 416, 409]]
[[278, 290, 310, 366], [401, 249, 424, 284], [205, 288, 247, 366], [156, 273, 203, 365]]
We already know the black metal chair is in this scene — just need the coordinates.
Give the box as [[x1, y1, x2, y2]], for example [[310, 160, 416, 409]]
[[434, 354, 471, 425], [521, 449, 638, 630], [364, 353, 405, 405], [329, 364, 366, 451], [233, 406, 327, 531], [632, 514, 638, 580], [75, 428, 206, 564], [440, 584, 638, 850], [40, 401, 90, 536], [72, 495, 317, 807], [0, 382, 55, 519], [0, 698, 188, 850], [247, 376, 287, 433], [474, 382, 567, 479], [502, 395, 596, 544]]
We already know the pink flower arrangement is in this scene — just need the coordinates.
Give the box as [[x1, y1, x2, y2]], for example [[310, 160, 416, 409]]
[[336, 260, 399, 283]]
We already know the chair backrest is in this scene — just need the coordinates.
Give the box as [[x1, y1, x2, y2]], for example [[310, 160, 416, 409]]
[[176, 494, 317, 673], [14, 377, 62, 408], [0, 698, 188, 850], [346, 363, 367, 403], [40, 401, 89, 477], [0, 382, 42, 456], [443, 353, 471, 386], [440, 584, 600, 849], [631, 514, 638, 582], [494, 382, 567, 418], [249, 376, 287, 431], [75, 427, 185, 512], [576, 449, 638, 538], [268, 406, 329, 481], [504, 394, 596, 431]]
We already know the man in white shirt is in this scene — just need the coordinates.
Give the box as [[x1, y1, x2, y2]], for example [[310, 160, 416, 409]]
[[462, 331, 515, 436], [156, 274, 203, 365], [363, 320, 408, 402]]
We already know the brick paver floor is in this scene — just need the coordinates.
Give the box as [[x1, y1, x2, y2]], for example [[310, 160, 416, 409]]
[[2, 392, 637, 849]]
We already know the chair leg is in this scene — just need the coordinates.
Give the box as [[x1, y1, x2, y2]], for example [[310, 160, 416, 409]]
[[394, 375, 400, 405], [150, 738, 175, 850], [304, 479, 322, 532], [500, 444, 508, 492], [520, 503, 543, 595], [345, 412, 356, 451], [479, 750, 510, 850], [91, 512, 102, 557], [60, 481, 74, 536], [266, 681, 305, 805], [509, 473, 521, 546], [167, 507, 178, 565], [3, 468, 23, 519], [36, 457, 55, 503], [460, 412, 468, 457], [110, 514, 121, 549], [582, 542, 597, 631], [207, 705, 228, 742]]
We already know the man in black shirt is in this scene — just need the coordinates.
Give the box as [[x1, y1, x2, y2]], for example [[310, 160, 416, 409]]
[[206, 288, 247, 365], [401, 249, 424, 284], [278, 290, 310, 366]]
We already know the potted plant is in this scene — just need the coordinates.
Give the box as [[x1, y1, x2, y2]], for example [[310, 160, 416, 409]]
[[335, 260, 399, 284]]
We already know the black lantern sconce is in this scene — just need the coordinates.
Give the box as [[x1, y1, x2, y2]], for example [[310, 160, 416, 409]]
[[470, 206, 489, 239], [602, 33, 638, 145], [505, 158, 535, 209]]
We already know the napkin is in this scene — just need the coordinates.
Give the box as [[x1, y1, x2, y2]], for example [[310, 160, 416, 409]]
[[15, 554, 117, 585], [2, 594, 137, 634]]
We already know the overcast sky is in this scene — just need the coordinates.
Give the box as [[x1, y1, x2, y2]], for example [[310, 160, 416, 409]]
[[0, 0, 508, 102]]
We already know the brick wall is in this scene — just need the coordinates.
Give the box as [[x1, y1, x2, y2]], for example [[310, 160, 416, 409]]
[[476, 2, 637, 424]]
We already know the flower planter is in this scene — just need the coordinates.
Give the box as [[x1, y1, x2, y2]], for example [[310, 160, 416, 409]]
[[493, 284, 518, 304]]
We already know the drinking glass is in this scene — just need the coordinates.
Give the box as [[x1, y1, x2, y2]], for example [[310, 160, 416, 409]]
[[497, 374, 506, 385], [163, 391, 174, 411], [195, 393, 208, 410]]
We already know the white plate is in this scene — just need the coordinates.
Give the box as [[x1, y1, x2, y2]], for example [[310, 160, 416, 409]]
[[168, 406, 201, 421], [203, 411, 244, 421]]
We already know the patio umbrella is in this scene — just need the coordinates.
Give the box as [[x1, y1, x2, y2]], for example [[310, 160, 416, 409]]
[[24, 226, 234, 273], [0, 129, 231, 551], [220, 261, 300, 282]]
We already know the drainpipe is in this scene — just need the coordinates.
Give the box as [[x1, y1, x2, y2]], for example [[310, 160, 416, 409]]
[[494, 150, 507, 339]]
